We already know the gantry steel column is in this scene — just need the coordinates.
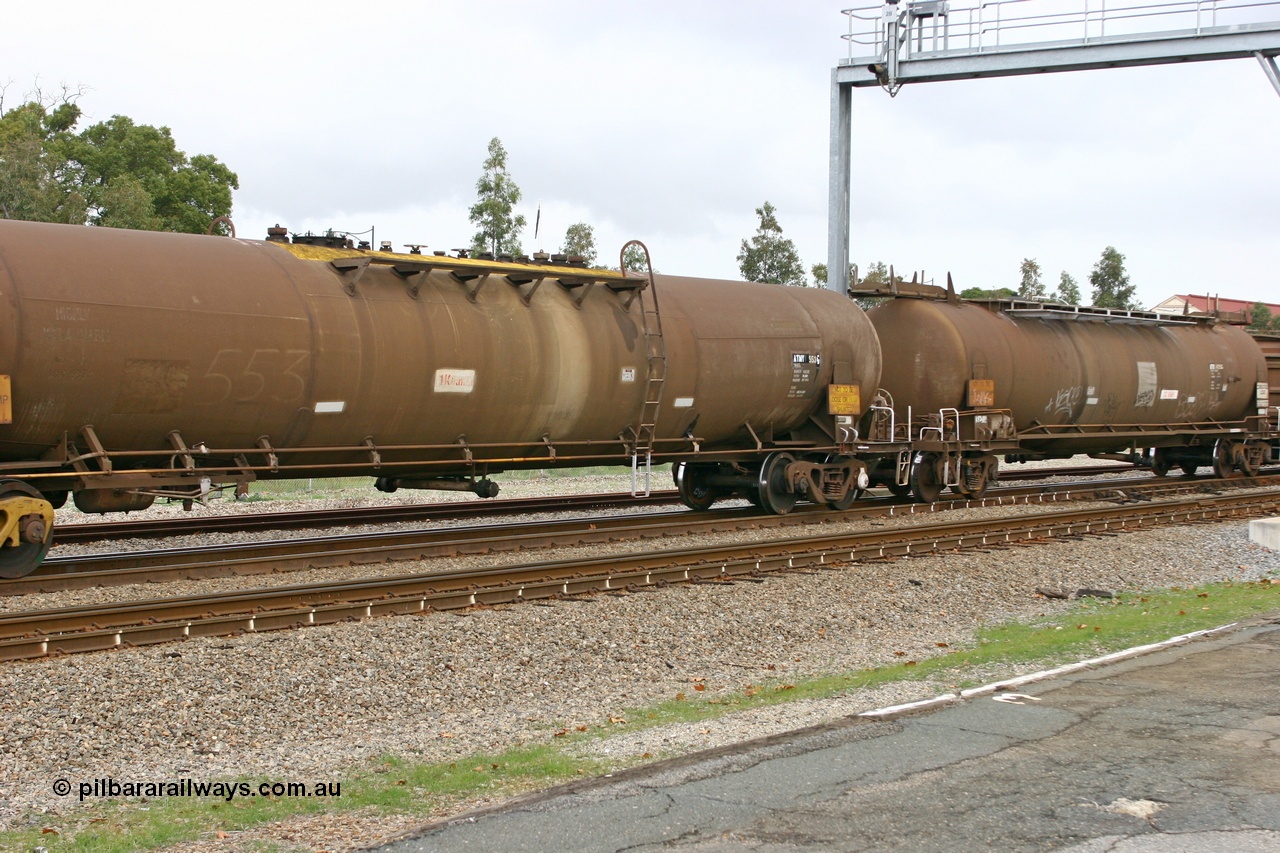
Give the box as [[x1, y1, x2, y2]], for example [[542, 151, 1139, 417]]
[[827, 73, 852, 299]]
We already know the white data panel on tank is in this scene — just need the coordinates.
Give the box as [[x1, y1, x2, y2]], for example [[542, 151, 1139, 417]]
[[434, 369, 476, 394]]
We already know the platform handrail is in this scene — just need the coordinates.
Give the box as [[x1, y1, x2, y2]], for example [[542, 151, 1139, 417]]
[[843, 0, 1280, 60]]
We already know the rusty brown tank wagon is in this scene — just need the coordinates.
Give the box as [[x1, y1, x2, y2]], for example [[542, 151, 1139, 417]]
[[860, 283, 1273, 501], [0, 219, 881, 577]]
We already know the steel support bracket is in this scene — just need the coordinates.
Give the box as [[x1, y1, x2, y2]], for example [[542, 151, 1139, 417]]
[[391, 264, 423, 299], [451, 270, 491, 303], [330, 257, 371, 296], [506, 273, 547, 306]]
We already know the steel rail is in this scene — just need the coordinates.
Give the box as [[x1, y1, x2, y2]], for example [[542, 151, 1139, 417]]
[[10, 469, 1267, 598], [49, 463, 1133, 545], [47, 461, 1131, 540], [10, 469, 1190, 597], [2, 488, 1276, 661], [52, 490, 684, 544]]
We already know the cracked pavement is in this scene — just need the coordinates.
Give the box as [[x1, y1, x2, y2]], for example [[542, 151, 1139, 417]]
[[375, 618, 1280, 852]]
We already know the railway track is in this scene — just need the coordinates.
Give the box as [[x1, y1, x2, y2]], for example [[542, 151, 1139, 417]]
[[3, 486, 1277, 662], [49, 464, 1138, 545], [11, 469, 1236, 597], [51, 490, 683, 544]]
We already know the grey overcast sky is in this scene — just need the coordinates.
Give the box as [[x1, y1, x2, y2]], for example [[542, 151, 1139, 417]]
[[6, 0, 1279, 308]]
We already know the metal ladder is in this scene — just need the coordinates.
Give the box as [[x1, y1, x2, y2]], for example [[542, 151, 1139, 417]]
[[621, 241, 666, 496]]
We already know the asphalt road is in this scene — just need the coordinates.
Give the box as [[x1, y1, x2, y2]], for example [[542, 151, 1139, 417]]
[[376, 616, 1280, 852]]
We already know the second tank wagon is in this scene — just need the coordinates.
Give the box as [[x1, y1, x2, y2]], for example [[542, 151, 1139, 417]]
[[861, 285, 1272, 495]]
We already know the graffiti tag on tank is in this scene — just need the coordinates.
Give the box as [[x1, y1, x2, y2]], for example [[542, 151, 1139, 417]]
[[1100, 392, 1121, 424], [1174, 395, 1207, 421], [1043, 386, 1083, 419]]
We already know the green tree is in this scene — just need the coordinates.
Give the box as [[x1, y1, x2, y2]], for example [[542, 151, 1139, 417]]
[[0, 93, 86, 223], [810, 262, 844, 288], [561, 222, 597, 267], [960, 286, 1017, 300], [1089, 246, 1136, 309], [68, 116, 238, 233], [1055, 271, 1081, 305], [857, 261, 904, 289], [1017, 258, 1045, 300], [1249, 302, 1274, 330], [468, 137, 525, 257], [736, 201, 805, 286], [619, 243, 651, 273], [1, 90, 237, 233]]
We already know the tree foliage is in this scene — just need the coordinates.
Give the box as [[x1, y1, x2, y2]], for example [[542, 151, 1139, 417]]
[[1055, 271, 1081, 305], [0, 88, 238, 233], [1017, 258, 1045, 300], [620, 243, 650, 273], [814, 261, 904, 298], [0, 92, 87, 224], [960, 286, 1017, 300], [468, 137, 525, 257], [737, 201, 806, 286], [810, 262, 857, 289], [1089, 246, 1137, 309], [1249, 302, 1274, 331], [857, 261, 904, 290], [560, 222, 597, 267]]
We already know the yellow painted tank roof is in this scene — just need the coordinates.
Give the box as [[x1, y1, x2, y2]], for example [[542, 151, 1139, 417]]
[[270, 241, 633, 280]]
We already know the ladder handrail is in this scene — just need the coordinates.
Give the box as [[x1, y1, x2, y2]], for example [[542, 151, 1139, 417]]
[[620, 240, 667, 496]]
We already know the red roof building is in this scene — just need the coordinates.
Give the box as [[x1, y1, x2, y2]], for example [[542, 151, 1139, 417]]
[[1151, 294, 1280, 319]]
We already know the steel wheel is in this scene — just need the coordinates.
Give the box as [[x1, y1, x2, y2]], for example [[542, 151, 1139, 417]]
[[757, 452, 798, 515], [0, 481, 54, 579], [674, 462, 719, 511], [829, 486, 861, 511], [885, 481, 913, 499], [1180, 463, 1199, 477], [1212, 439, 1241, 479], [1150, 448, 1171, 477], [910, 452, 945, 503]]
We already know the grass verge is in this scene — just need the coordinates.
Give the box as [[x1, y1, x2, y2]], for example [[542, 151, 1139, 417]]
[[5, 578, 1277, 852]]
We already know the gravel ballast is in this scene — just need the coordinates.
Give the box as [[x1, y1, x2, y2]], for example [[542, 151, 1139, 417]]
[[1, 472, 1277, 852]]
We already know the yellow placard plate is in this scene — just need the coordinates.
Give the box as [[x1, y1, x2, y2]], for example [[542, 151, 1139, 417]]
[[968, 378, 995, 408], [0, 375, 10, 425], [828, 383, 861, 416]]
